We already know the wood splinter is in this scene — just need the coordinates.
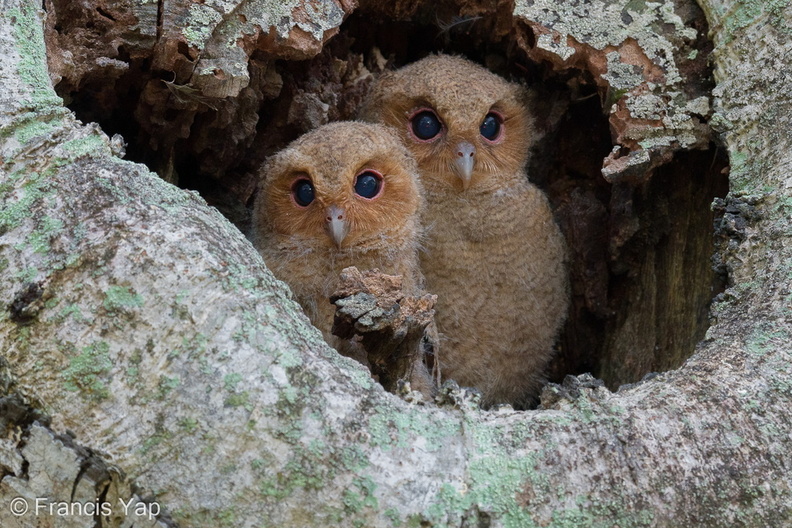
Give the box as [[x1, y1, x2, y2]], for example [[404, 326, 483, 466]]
[[331, 266, 439, 400]]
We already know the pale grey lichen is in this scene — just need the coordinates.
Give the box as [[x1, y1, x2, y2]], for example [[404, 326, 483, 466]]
[[535, 33, 576, 61], [514, 0, 709, 156], [184, 0, 346, 98], [185, 3, 224, 48], [601, 50, 646, 91]]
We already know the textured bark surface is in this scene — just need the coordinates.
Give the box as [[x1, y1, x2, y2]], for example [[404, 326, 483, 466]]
[[40, 0, 730, 388], [1, 1, 790, 528]]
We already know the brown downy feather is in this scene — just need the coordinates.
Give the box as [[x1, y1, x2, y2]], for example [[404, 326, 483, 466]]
[[252, 121, 426, 366], [361, 54, 570, 408]]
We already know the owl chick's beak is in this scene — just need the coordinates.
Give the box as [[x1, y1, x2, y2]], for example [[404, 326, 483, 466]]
[[454, 141, 476, 190], [325, 205, 349, 248]]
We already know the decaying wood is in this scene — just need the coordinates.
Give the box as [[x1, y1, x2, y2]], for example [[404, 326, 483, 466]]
[[330, 266, 438, 399], [1, 0, 790, 527]]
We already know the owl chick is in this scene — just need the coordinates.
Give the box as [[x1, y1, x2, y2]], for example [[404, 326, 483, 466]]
[[361, 54, 569, 408], [252, 121, 428, 372]]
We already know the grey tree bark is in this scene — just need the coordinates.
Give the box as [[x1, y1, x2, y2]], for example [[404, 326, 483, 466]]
[[0, 0, 790, 527]]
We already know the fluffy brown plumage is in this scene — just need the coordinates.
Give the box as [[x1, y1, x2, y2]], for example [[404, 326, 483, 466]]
[[361, 54, 569, 407], [252, 121, 426, 362]]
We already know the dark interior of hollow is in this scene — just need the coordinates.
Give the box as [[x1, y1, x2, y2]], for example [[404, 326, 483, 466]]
[[54, 6, 729, 394]]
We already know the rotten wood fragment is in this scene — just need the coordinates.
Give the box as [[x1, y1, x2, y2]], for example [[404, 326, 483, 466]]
[[331, 267, 438, 399]]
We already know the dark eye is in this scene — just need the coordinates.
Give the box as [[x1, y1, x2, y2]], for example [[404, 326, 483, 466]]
[[411, 110, 442, 140], [354, 171, 383, 199], [480, 113, 502, 141], [291, 179, 315, 207]]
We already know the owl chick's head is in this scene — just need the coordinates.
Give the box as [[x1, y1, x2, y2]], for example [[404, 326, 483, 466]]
[[254, 121, 423, 252], [361, 54, 534, 193]]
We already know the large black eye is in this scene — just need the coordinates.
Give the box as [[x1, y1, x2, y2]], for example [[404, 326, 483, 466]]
[[291, 179, 315, 207], [354, 171, 382, 199], [411, 110, 442, 140], [480, 113, 502, 141]]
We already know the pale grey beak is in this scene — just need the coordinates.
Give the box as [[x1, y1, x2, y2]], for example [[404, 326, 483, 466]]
[[325, 205, 348, 248], [454, 141, 476, 190]]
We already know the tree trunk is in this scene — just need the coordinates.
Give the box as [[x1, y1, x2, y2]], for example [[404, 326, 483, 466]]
[[0, 0, 790, 527]]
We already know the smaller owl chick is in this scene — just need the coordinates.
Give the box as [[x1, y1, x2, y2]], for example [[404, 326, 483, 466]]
[[252, 121, 427, 372]]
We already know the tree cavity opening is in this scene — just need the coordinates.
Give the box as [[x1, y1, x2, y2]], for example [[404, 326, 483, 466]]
[[45, 0, 729, 393]]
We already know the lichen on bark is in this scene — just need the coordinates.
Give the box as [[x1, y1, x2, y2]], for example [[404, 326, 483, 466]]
[[0, 1, 791, 528]]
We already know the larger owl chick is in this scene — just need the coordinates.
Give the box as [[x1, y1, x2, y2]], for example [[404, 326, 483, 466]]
[[252, 121, 426, 365], [361, 54, 569, 408]]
